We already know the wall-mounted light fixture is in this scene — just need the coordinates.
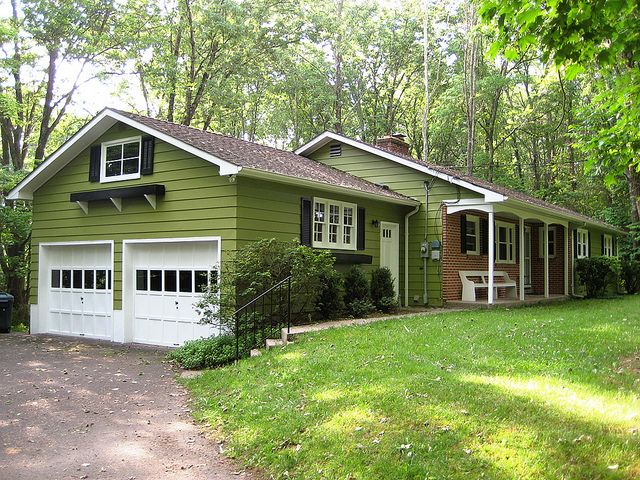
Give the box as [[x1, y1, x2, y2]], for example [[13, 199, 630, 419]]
[[371, 219, 380, 228]]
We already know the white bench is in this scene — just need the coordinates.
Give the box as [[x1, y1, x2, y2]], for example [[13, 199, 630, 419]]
[[459, 270, 517, 302]]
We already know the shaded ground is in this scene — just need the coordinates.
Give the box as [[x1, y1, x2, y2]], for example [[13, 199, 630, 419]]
[[0, 333, 254, 480]]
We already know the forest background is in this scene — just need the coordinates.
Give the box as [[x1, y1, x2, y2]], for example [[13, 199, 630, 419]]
[[1, 0, 639, 322]]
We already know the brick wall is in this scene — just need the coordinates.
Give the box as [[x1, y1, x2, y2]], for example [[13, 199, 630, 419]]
[[442, 207, 571, 301], [530, 225, 569, 295], [442, 208, 520, 301]]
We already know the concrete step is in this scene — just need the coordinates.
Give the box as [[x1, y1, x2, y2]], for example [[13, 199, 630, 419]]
[[265, 338, 285, 349], [250, 348, 262, 357]]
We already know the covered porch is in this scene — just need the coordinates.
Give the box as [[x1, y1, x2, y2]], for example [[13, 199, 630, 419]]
[[441, 198, 571, 306]]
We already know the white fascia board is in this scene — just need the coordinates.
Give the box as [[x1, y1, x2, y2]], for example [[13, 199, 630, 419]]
[[239, 168, 420, 206], [7, 109, 241, 201], [8, 111, 117, 200], [296, 132, 507, 203], [105, 110, 241, 176]]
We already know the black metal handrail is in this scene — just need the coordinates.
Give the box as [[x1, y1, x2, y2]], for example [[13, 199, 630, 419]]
[[233, 275, 291, 359]]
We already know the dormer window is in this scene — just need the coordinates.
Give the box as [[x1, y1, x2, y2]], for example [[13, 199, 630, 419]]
[[101, 137, 141, 182]]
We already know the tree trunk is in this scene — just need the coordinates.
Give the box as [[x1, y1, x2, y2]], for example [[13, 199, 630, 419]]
[[422, 0, 430, 162], [34, 48, 59, 165], [462, 1, 478, 175], [626, 167, 640, 224], [332, 0, 344, 134]]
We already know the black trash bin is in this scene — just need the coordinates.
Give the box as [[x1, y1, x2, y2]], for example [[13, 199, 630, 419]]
[[0, 292, 14, 333]]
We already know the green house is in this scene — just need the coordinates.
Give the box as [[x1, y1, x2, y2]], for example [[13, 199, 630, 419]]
[[8, 109, 622, 347]]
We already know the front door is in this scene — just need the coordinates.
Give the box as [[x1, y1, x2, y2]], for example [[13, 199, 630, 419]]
[[380, 222, 400, 300], [524, 226, 532, 288]]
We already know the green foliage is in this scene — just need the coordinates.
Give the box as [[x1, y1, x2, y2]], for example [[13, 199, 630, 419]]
[[315, 270, 344, 320], [621, 255, 640, 294], [575, 257, 621, 298], [343, 266, 373, 318], [195, 239, 337, 333], [167, 335, 241, 370], [370, 267, 397, 313]]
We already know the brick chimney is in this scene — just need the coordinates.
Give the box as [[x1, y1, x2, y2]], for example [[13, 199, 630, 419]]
[[375, 134, 410, 157]]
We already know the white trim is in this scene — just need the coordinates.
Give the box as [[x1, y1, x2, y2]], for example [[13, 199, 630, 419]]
[[488, 210, 495, 304], [464, 214, 480, 255], [404, 204, 420, 307], [312, 197, 357, 250], [7, 109, 241, 200], [100, 136, 142, 183], [519, 217, 525, 300], [538, 225, 557, 259], [122, 236, 222, 343], [37, 240, 115, 340], [240, 168, 419, 206], [576, 228, 589, 258], [603, 234, 613, 256], [564, 226, 569, 295], [296, 132, 507, 203], [494, 220, 516, 264], [544, 223, 549, 298]]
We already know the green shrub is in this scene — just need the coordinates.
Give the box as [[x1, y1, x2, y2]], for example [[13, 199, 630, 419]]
[[344, 266, 374, 317], [196, 239, 337, 335], [621, 254, 640, 294], [370, 267, 397, 312], [167, 335, 243, 369], [315, 270, 345, 320], [575, 257, 621, 298]]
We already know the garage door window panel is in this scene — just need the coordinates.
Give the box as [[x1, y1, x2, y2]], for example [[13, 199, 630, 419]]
[[73, 270, 83, 289], [179, 271, 193, 293], [51, 269, 61, 288], [96, 270, 108, 290], [164, 270, 177, 292], [150, 270, 162, 291], [84, 270, 94, 289]]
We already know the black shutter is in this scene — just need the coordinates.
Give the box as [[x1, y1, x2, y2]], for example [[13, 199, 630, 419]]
[[480, 218, 489, 255], [601, 234, 604, 255], [357, 207, 366, 250], [587, 231, 591, 257], [613, 236, 617, 256], [460, 215, 467, 253], [573, 229, 578, 258], [141, 136, 155, 175], [515, 224, 520, 262], [89, 145, 101, 182], [300, 198, 312, 246]]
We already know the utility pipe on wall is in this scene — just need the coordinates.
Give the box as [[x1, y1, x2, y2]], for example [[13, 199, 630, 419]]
[[404, 203, 420, 307]]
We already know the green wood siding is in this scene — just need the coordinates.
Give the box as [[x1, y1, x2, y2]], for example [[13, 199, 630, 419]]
[[30, 122, 238, 308], [235, 176, 410, 287], [309, 143, 481, 306]]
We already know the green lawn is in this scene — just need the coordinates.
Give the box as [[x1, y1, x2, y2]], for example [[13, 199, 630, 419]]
[[182, 297, 640, 480]]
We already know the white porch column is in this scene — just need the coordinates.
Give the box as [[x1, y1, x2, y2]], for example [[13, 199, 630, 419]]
[[544, 222, 549, 298], [488, 210, 495, 304], [519, 217, 525, 300], [563, 224, 569, 296]]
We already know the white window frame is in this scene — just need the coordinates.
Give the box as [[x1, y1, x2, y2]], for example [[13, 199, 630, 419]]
[[538, 226, 557, 259], [465, 214, 480, 255], [312, 197, 357, 250], [603, 234, 613, 257], [495, 220, 515, 264], [100, 136, 142, 183], [576, 228, 589, 258]]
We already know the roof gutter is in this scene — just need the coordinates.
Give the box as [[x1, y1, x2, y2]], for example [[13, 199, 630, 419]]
[[238, 168, 420, 206]]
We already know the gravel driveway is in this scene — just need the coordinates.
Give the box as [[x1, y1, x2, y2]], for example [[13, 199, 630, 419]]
[[0, 333, 254, 480]]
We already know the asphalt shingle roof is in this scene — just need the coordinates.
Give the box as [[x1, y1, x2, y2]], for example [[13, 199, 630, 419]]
[[344, 135, 619, 230], [112, 110, 415, 203]]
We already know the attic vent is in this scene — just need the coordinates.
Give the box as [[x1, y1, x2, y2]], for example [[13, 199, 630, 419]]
[[329, 144, 342, 157]]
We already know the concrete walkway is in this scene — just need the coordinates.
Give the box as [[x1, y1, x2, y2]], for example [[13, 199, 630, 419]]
[[0, 333, 256, 480], [283, 307, 457, 341]]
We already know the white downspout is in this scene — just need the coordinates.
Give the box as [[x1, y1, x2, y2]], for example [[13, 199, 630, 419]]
[[404, 203, 420, 307]]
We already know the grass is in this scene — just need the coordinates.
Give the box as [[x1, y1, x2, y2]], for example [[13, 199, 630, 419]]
[[182, 297, 640, 479]]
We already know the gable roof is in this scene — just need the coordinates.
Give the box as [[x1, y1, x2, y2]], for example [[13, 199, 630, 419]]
[[7, 109, 417, 205], [296, 131, 623, 233]]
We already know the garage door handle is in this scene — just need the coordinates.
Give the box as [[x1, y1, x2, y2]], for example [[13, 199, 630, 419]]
[[175, 301, 179, 309], [80, 297, 84, 303]]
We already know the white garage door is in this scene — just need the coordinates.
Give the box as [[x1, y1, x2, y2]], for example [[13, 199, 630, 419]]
[[46, 244, 113, 339], [130, 241, 218, 347]]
